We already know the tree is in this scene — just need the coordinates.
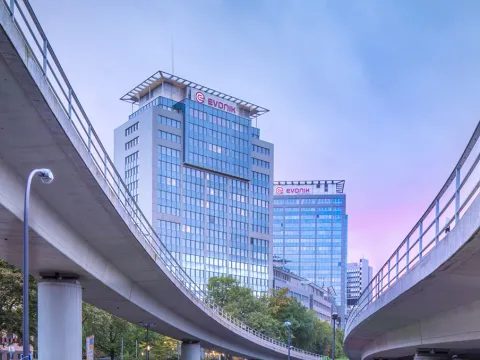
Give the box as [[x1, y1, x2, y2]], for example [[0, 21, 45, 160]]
[[206, 276, 251, 309], [334, 327, 345, 358], [82, 304, 181, 360], [206, 276, 339, 356], [0, 259, 37, 347], [150, 335, 179, 360], [82, 303, 131, 360]]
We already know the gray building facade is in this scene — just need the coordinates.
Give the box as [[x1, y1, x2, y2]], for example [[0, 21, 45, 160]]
[[273, 266, 333, 322], [114, 71, 274, 294], [272, 180, 348, 319], [346, 258, 373, 319]]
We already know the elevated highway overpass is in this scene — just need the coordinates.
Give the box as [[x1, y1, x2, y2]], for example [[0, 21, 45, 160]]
[[344, 122, 480, 360], [0, 1, 325, 359]]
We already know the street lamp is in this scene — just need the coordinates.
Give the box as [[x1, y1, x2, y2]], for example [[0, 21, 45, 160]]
[[332, 312, 339, 360], [284, 321, 292, 360], [23, 168, 54, 360], [139, 322, 155, 360]]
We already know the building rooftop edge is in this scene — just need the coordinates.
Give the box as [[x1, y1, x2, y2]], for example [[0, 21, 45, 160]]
[[120, 70, 270, 117]]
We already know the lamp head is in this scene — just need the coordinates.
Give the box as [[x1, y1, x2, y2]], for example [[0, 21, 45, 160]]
[[332, 312, 338, 320], [38, 169, 54, 184], [284, 321, 291, 327]]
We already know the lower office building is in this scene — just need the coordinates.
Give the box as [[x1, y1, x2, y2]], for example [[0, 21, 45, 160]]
[[346, 258, 373, 319], [273, 265, 332, 322], [114, 70, 273, 294], [273, 180, 348, 320]]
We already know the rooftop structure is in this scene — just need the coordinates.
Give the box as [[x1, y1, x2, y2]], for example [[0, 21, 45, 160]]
[[120, 70, 269, 118]]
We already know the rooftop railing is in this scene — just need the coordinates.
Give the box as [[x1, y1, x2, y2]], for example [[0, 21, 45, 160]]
[[1, 0, 325, 359], [345, 121, 480, 334]]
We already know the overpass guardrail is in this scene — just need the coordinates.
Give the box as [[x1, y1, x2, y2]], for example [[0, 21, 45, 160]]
[[345, 121, 480, 335], [1, 0, 326, 359]]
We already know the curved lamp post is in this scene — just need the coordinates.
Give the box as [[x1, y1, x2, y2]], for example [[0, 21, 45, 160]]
[[23, 169, 54, 359], [284, 321, 292, 360]]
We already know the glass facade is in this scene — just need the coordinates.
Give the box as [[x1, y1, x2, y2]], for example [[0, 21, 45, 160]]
[[273, 182, 347, 317], [116, 78, 273, 296]]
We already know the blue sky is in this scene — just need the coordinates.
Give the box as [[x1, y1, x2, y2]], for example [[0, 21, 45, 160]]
[[30, 0, 480, 271]]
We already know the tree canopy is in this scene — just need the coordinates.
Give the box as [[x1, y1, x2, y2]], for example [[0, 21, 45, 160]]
[[207, 275, 345, 357], [82, 303, 180, 360], [0, 259, 37, 347]]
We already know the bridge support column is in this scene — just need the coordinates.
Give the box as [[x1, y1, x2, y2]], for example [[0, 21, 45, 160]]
[[181, 341, 201, 360], [38, 278, 82, 360]]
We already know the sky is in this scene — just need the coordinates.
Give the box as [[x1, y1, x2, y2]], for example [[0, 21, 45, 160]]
[[29, 0, 480, 273]]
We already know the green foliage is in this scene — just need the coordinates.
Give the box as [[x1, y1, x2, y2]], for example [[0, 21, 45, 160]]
[[150, 336, 179, 360], [82, 303, 180, 360], [82, 303, 132, 359], [207, 276, 346, 357], [0, 259, 37, 347]]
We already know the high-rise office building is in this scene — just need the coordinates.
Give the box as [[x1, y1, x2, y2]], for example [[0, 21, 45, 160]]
[[272, 180, 348, 318], [114, 71, 273, 294], [346, 258, 373, 318]]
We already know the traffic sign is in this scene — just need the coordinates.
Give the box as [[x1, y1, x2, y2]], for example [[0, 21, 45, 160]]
[[86, 335, 94, 360]]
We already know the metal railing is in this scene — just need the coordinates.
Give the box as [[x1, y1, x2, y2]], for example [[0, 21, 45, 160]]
[[345, 121, 480, 334], [1, 0, 325, 359]]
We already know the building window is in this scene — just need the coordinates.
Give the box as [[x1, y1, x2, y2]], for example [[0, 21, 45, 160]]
[[253, 144, 271, 156], [125, 122, 139, 136], [125, 136, 139, 150], [252, 171, 270, 183], [158, 115, 181, 129], [125, 151, 139, 198], [158, 130, 181, 144], [253, 157, 270, 169]]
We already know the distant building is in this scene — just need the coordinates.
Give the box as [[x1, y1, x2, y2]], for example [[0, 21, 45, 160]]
[[273, 266, 332, 322], [346, 258, 373, 318], [272, 180, 348, 319], [0, 333, 34, 359]]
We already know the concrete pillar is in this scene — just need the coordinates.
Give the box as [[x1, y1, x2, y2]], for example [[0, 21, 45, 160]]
[[181, 341, 201, 360], [38, 279, 82, 360]]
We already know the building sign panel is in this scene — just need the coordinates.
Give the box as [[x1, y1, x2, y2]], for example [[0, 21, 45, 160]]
[[274, 184, 333, 196], [190, 88, 237, 114]]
